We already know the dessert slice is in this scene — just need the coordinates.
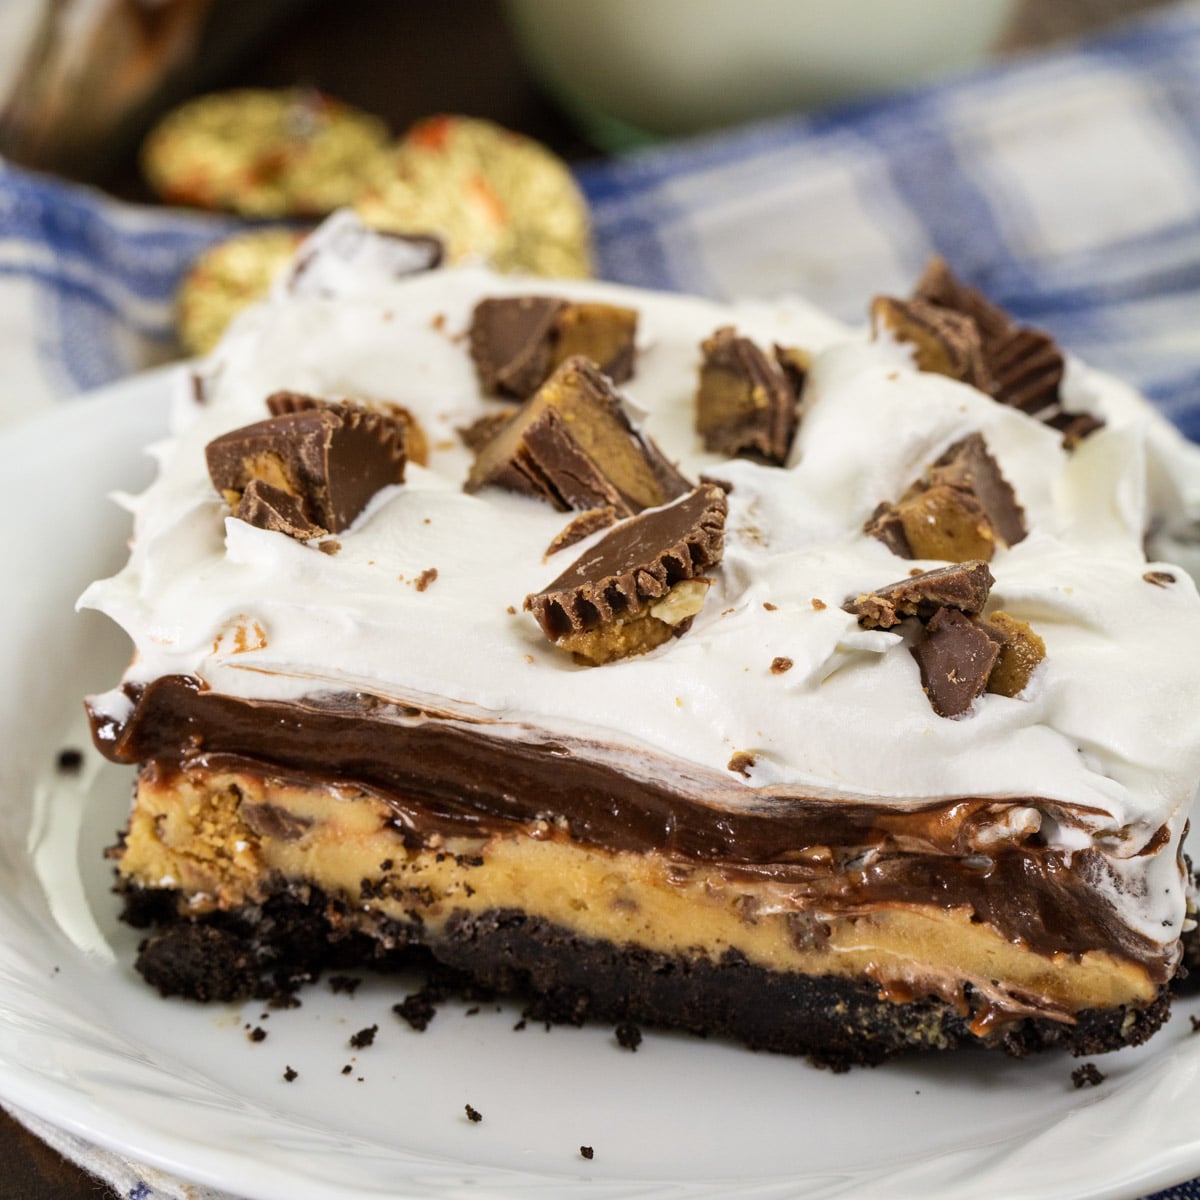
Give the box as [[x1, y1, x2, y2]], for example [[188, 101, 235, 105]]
[[81, 224, 1200, 1069]]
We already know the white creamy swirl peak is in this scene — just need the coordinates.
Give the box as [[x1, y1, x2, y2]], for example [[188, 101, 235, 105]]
[[81, 213, 1200, 950]]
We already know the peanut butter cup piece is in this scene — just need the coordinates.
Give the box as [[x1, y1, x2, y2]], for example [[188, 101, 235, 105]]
[[470, 296, 638, 399], [465, 355, 689, 515], [525, 485, 727, 665], [206, 402, 406, 537], [978, 611, 1046, 698], [864, 433, 1025, 562], [910, 257, 1102, 447], [843, 561, 994, 630], [695, 327, 799, 464], [267, 390, 428, 466], [871, 297, 993, 393]]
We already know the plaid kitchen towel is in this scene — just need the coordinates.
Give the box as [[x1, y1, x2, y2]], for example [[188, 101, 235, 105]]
[[5, 2, 1200, 1198], [4, 3, 1200, 439]]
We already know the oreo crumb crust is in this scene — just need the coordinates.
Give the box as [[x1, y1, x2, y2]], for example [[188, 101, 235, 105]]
[[465, 1104, 483, 1123], [283, 1066, 298, 1082], [580, 1146, 594, 1160], [119, 886, 1174, 1069], [248, 1026, 267, 1043]]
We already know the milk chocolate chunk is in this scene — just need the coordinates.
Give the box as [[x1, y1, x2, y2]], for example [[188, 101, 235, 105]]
[[470, 296, 638, 399], [978, 611, 1046, 698], [865, 434, 1025, 562], [525, 485, 727, 665], [695, 327, 799, 464], [465, 356, 689, 515], [843, 561, 994, 630], [911, 607, 1001, 718], [870, 297, 993, 393], [206, 402, 406, 537]]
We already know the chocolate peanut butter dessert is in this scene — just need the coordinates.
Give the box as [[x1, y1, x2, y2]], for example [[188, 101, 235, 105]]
[[82, 213, 1200, 1068]]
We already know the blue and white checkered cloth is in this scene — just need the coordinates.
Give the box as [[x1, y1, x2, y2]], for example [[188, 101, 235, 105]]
[[5, 3, 1200, 1197]]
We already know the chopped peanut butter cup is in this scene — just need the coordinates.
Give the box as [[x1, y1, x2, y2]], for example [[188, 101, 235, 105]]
[[470, 295, 638, 399], [525, 485, 727, 665], [977, 611, 1046, 698], [871, 297, 993, 394], [898, 257, 1103, 447], [465, 356, 690, 515], [695, 327, 800, 464], [865, 433, 1026, 562], [847, 563, 1045, 716], [843, 561, 994, 630], [266, 390, 428, 467], [206, 401, 406, 538]]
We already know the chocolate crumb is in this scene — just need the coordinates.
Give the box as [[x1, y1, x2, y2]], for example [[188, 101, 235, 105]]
[[1144, 571, 1176, 588], [349, 1024, 378, 1049], [466, 1006, 480, 1016], [1071, 1063, 1105, 1088], [513, 1019, 527, 1032], [811, 598, 826, 611], [414, 567, 438, 592], [248, 1026, 267, 1043], [615, 1022, 642, 1051], [770, 657, 793, 675], [1190, 1014, 1200, 1033], [465, 1104, 483, 1124], [762, 602, 777, 611], [379, 858, 395, 871], [283, 1066, 298, 1082], [394, 991, 437, 1031], [341, 1064, 352, 1075], [728, 751, 756, 777], [56, 748, 83, 773], [580, 1146, 594, 1160]]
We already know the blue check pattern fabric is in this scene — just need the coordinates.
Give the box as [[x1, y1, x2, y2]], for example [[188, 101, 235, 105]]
[[4, 3, 1200, 1197]]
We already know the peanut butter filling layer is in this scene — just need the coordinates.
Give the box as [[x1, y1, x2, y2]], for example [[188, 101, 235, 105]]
[[118, 766, 1160, 1024]]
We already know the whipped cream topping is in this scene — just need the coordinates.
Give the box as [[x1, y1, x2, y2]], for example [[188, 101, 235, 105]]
[[81, 214, 1200, 949]]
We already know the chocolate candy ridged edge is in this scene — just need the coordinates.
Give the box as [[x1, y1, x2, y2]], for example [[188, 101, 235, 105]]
[[525, 485, 727, 642]]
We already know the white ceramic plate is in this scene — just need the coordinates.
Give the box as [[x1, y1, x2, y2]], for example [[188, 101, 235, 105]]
[[2, 371, 1200, 1200]]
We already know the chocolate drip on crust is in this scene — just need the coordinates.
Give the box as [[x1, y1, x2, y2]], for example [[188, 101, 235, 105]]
[[89, 677, 1168, 974]]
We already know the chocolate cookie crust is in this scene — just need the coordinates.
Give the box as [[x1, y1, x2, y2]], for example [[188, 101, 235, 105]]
[[122, 885, 1172, 1069]]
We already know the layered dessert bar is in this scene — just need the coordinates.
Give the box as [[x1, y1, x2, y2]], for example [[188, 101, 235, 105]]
[[83, 214, 1200, 1067]]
